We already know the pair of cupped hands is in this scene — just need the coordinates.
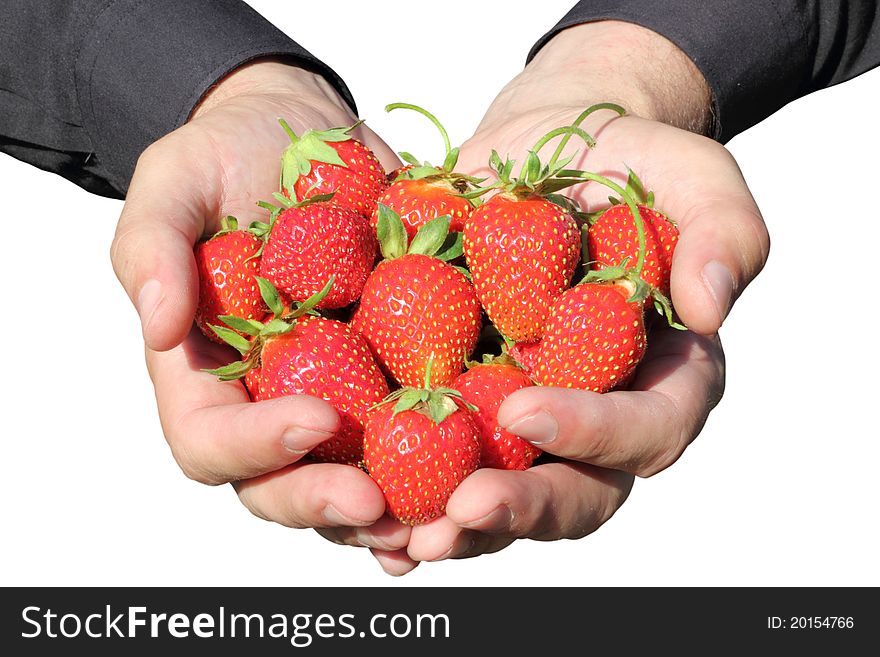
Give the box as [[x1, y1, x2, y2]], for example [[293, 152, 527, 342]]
[[109, 22, 769, 575]]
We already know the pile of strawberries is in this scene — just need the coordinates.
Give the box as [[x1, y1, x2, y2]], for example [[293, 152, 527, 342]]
[[194, 104, 682, 525]]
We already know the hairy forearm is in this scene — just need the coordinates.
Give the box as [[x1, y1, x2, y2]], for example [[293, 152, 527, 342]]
[[496, 20, 713, 134]]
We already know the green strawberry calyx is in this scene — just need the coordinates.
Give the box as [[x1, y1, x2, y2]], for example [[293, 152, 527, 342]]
[[375, 203, 464, 267], [465, 350, 524, 371], [203, 276, 335, 380], [385, 103, 484, 190], [278, 118, 365, 194], [372, 357, 477, 425]]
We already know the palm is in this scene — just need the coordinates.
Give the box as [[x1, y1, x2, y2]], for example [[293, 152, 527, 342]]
[[172, 93, 399, 234]]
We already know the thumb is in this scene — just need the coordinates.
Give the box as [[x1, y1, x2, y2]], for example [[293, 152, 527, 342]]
[[110, 140, 208, 352], [665, 159, 770, 335]]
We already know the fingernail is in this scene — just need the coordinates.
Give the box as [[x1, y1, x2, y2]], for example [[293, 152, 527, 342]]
[[436, 535, 476, 561], [701, 260, 734, 324], [282, 427, 334, 454], [355, 529, 395, 551], [460, 505, 514, 532], [322, 505, 370, 527], [136, 279, 163, 334], [504, 410, 558, 445]]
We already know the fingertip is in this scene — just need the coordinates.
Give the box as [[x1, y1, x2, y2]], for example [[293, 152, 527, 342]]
[[260, 394, 342, 437], [140, 274, 198, 352], [670, 254, 733, 335], [318, 466, 387, 525], [446, 470, 516, 531], [369, 548, 420, 577], [406, 516, 464, 562], [495, 386, 547, 428]]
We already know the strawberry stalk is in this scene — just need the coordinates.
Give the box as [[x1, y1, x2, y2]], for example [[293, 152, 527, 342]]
[[386, 102, 456, 170], [384, 103, 483, 188], [546, 102, 626, 169]]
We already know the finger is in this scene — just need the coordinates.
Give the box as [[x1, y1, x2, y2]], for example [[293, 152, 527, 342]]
[[407, 516, 515, 562], [369, 548, 420, 577], [444, 463, 634, 541], [110, 133, 217, 352], [406, 516, 479, 562], [670, 194, 770, 335], [234, 463, 386, 529], [147, 328, 341, 485], [497, 330, 724, 477], [315, 516, 412, 551]]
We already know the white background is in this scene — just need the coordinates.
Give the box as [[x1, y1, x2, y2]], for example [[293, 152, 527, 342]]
[[2, 0, 878, 587]]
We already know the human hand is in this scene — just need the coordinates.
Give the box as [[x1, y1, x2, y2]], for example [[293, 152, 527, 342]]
[[378, 20, 769, 572], [109, 59, 411, 550]]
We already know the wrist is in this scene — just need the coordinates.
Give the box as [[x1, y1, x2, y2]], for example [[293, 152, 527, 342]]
[[522, 21, 712, 134], [189, 58, 355, 122]]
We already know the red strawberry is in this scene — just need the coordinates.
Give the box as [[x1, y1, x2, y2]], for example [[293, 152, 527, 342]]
[[506, 340, 542, 378], [278, 119, 386, 218], [260, 197, 377, 309], [243, 366, 263, 402], [194, 216, 266, 343], [372, 177, 472, 242], [375, 103, 479, 241], [535, 281, 646, 392], [588, 204, 678, 297], [364, 376, 480, 525], [350, 206, 481, 388], [387, 164, 415, 182], [258, 317, 388, 463], [206, 279, 388, 465], [464, 193, 580, 342], [452, 361, 541, 470]]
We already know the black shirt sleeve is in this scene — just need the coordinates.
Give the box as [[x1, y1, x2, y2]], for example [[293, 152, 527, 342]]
[[0, 0, 356, 199], [529, 1, 880, 142]]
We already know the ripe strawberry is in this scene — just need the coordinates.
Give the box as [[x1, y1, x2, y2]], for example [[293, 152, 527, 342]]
[[587, 171, 678, 296], [373, 103, 479, 241], [364, 372, 480, 525], [278, 119, 386, 218], [372, 177, 472, 242], [258, 317, 388, 463], [350, 206, 481, 388], [243, 366, 263, 402], [206, 279, 388, 465], [259, 196, 377, 309], [506, 340, 542, 378], [194, 216, 266, 343], [464, 193, 580, 342], [535, 281, 646, 392], [452, 361, 541, 470]]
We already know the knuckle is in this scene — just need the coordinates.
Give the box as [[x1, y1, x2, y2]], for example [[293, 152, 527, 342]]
[[169, 442, 227, 486]]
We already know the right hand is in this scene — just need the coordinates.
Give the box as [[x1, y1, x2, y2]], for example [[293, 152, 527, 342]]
[[110, 60, 411, 553]]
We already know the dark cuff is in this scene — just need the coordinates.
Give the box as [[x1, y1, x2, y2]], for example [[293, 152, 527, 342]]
[[74, 0, 356, 195], [528, 1, 811, 142]]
